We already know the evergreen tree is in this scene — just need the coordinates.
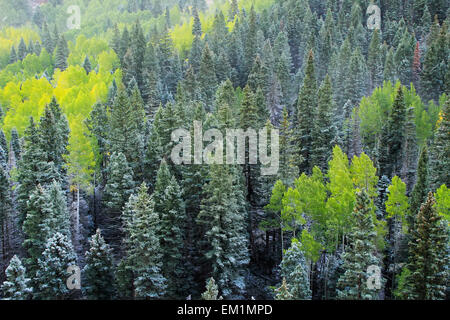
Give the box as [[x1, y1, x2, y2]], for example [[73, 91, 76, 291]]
[[1, 255, 32, 300], [82, 55, 92, 74], [102, 152, 135, 250], [202, 278, 222, 300], [192, 7, 202, 37], [275, 278, 294, 300], [337, 190, 382, 300], [154, 162, 187, 298], [35, 232, 77, 300], [123, 183, 167, 299], [387, 87, 407, 177], [10, 128, 21, 161], [55, 35, 68, 71], [197, 164, 249, 298], [0, 165, 12, 267], [410, 147, 429, 221], [17, 118, 59, 225], [311, 75, 337, 171], [83, 229, 115, 300], [421, 22, 448, 103], [405, 192, 448, 299], [279, 239, 312, 300], [294, 50, 317, 174], [401, 107, 419, 193], [430, 98, 450, 189], [8, 46, 17, 64], [17, 37, 27, 61], [367, 29, 383, 91], [198, 43, 217, 109]]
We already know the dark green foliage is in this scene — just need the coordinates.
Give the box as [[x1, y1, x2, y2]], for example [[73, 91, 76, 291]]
[[405, 192, 448, 299], [83, 229, 115, 300]]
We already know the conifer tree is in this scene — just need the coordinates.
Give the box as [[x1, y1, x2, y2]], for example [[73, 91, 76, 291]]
[[311, 75, 337, 171], [337, 190, 382, 300], [8, 46, 17, 64], [430, 98, 449, 189], [10, 128, 21, 162], [22, 185, 54, 278], [197, 164, 249, 298], [123, 183, 167, 299], [17, 38, 27, 61], [55, 35, 68, 71], [405, 192, 448, 299], [82, 55, 92, 74], [83, 229, 115, 300], [198, 43, 217, 109], [17, 118, 59, 224], [410, 147, 429, 221], [367, 29, 383, 91], [1, 255, 32, 300], [279, 239, 312, 300], [401, 107, 419, 193], [154, 161, 187, 298], [0, 165, 12, 266], [294, 50, 317, 174], [387, 87, 407, 177], [202, 278, 222, 300], [421, 22, 448, 103], [102, 152, 135, 249], [275, 278, 294, 300], [192, 7, 202, 37], [35, 232, 77, 300]]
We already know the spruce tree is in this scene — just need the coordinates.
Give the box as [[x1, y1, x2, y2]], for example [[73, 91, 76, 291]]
[[82, 55, 92, 74], [124, 183, 167, 299], [279, 239, 312, 300], [17, 38, 27, 61], [197, 164, 249, 298], [202, 278, 222, 300], [198, 43, 217, 110], [83, 229, 115, 300], [1, 255, 33, 300], [0, 165, 12, 267], [35, 232, 77, 300], [311, 75, 337, 171], [102, 152, 135, 250], [430, 97, 449, 189], [10, 128, 21, 162], [410, 147, 429, 221], [294, 50, 317, 174], [387, 87, 407, 177], [406, 192, 448, 299], [55, 35, 68, 71], [337, 190, 383, 300]]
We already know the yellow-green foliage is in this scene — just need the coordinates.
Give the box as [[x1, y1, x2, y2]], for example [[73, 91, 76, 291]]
[[0, 27, 41, 68], [359, 81, 441, 148]]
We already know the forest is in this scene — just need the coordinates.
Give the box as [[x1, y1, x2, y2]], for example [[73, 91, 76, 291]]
[[0, 0, 448, 301]]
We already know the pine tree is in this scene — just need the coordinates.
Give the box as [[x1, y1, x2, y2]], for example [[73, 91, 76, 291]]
[[123, 183, 167, 299], [8, 46, 17, 64], [387, 87, 407, 177], [10, 128, 21, 162], [0, 129, 8, 165], [279, 239, 312, 300], [17, 38, 27, 61], [35, 232, 77, 300], [192, 7, 202, 37], [430, 97, 450, 189], [274, 278, 294, 300], [198, 43, 217, 109], [83, 229, 115, 300], [294, 50, 317, 174], [202, 278, 222, 300], [337, 190, 382, 300], [55, 35, 68, 71], [367, 29, 383, 91], [406, 192, 448, 299], [22, 185, 54, 278], [82, 55, 92, 74], [0, 165, 12, 268], [410, 147, 429, 221], [155, 162, 187, 298], [197, 164, 249, 298], [1, 255, 32, 300], [311, 75, 337, 171], [102, 152, 135, 250], [401, 107, 419, 193], [421, 22, 448, 103], [17, 118, 59, 225], [109, 85, 145, 180], [41, 22, 54, 54]]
